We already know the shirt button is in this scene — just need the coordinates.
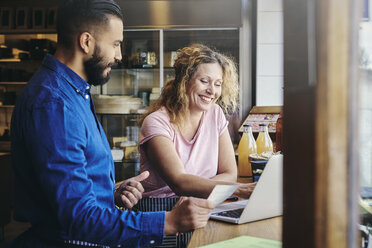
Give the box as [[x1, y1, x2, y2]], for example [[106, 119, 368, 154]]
[[85, 95, 89, 99], [76, 89, 79, 93], [86, 86, 90, 90], [150, 240, 155, 244]]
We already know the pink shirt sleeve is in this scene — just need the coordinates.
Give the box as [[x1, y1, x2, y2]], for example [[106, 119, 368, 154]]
[[139, 105, 229, 198], [216, 105, 229, 136], [138, 109, 174, 153]]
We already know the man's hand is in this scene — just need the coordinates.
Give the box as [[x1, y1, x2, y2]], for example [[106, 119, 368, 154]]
[[233, 182, 257, 199], [114, 171, 150, 209], [164, 197, 215, 235]]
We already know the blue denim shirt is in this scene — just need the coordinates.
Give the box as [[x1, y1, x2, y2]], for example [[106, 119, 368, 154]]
[[10, 54, 165, 247]]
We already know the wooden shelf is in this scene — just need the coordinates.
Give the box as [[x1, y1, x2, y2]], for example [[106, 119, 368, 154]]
[[0, 141, 10, 152], [0, 59, 42, 64], [0, 105, 15, 109], [0, 58, 21, 63], [120, 67, 174, 71], [0, 28, 56, 34], [96, 111, 142, 115], [0, 59, 42, 73], [0, 82, 27, 85]]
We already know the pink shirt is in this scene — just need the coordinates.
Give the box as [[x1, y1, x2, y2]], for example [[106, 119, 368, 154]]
[[139, 104, 228, 197]]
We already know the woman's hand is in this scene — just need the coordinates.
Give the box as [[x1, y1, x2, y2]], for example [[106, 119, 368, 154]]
[[233, 182, 257, 199]]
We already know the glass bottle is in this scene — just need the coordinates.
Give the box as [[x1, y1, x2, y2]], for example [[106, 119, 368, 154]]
[[256, 124, 273, 154], [238, 124, 257, 177]]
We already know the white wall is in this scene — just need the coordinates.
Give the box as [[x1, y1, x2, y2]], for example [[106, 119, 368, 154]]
[[256, 0, 284, 106], [359, 0, 372, 187]]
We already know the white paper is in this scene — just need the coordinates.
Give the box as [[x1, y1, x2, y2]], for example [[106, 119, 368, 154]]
[[207, 184, 239, 206]]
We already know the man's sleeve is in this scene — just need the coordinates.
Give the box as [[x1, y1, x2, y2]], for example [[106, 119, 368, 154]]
[[25, 100, 165, 247]]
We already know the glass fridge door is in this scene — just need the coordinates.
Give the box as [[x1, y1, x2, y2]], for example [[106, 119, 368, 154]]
[[96, 30, 161, 146]]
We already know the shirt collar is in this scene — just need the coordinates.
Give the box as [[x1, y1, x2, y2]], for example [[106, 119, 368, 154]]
[[42, 54, 92, 100]]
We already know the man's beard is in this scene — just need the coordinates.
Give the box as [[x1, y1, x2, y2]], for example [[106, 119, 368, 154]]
[[84, 45, 117, 86]]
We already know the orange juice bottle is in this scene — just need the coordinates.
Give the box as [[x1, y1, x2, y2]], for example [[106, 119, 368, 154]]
[[238, 124, 257, 176], [256, 124, 273, 154]]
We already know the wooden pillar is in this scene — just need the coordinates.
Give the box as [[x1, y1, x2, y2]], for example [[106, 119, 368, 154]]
[[283, 0, 360, 247]]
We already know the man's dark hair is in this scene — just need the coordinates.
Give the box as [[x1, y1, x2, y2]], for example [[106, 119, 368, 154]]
[[57, 0, 123, 49]]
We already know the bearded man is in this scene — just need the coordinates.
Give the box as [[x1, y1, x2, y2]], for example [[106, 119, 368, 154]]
[[9, 0, 213, 247]]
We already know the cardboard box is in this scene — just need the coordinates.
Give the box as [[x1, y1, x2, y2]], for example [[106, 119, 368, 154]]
[[239, 106, 282, 133]]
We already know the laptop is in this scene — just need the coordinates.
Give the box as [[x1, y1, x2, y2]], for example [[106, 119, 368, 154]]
[[210, 154, 283, 224]]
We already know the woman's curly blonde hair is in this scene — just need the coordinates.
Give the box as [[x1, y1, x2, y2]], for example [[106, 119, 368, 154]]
[[139, 44, 239, 126]]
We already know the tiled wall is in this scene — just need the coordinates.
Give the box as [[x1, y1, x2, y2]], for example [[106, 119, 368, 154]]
[[256, 0, 284, 106]]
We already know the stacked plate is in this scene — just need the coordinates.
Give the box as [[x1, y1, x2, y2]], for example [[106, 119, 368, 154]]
[[92, 94, 142, 114]]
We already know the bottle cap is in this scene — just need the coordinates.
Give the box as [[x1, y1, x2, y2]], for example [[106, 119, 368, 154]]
[[259, 124, 267, 126], [243, 124, 251, 127]]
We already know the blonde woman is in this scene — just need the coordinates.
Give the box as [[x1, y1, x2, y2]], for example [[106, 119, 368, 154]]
[[138, 44, 255, 199], [135, 44, 256, 247]]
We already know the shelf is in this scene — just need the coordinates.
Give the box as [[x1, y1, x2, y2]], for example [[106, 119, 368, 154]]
[[0, 141, 10, 152], [0, 59, 42, 63], [121, 68, 160, 73], [121, 67, 174, 71], [0, 58, 21, 63], [112, 68, 174, 73], [95, 110, 144, 115], [0, 28, 56, 34], [0, 82, 27, 85], [0, 59, 43, 73], [96, 111, 143, 115]]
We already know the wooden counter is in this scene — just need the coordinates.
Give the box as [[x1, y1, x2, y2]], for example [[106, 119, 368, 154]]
[[187, 216, 282, 247], [187, 176, 281, 247]]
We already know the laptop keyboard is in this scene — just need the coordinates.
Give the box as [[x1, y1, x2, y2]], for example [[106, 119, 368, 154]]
[[214, 208, 244, 218]]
